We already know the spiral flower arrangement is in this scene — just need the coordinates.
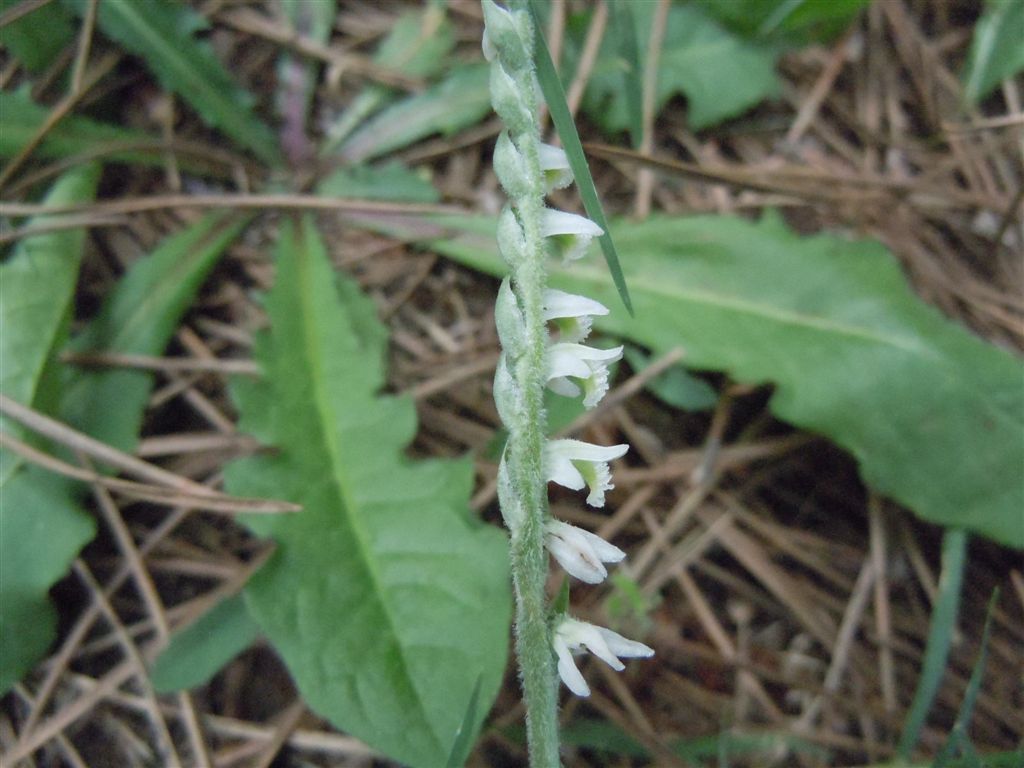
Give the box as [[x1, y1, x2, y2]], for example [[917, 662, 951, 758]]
[[483, 2, 653, 763]]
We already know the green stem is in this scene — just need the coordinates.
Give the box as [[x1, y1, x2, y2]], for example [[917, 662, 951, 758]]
[[506, 108, 561, 768]]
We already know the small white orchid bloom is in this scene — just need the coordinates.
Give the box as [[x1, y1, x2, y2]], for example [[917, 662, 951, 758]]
[[541, 209, 603, 263], [545, 439, 628, 507], [542, 288, 609, 343], [553, 616, 654, 697], [538, 143, 573, 192], [545, 520, 624, 584], [547, 342, 623, 409]]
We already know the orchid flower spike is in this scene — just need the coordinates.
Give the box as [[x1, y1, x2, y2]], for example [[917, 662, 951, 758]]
[[553, 617, 654, 697], [542, 288, 609, 343], [545, 520, 624, 584], [541, 209, 603, 263], [545, 439, 628, 507], [547, 342, 623, 409]]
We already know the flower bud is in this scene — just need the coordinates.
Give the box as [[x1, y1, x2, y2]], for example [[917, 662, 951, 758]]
[[481, 1, 530, 71]]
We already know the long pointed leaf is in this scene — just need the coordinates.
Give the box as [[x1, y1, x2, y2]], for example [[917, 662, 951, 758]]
[[962, 0, 1024, 104], [225, 216, 510, 768], [0, 165, 100, 692], [61, 212, 249, 451], [65, 0, 279, 164]]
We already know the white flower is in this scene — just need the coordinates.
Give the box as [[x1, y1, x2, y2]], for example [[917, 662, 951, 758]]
[[547, 342, 623, 408], [542, 288, 609, 343], [541, 209, 603, 263], [538, 143, 573, 192], [545, 439, 628, 508], [545, 520, 624, 584], [553, 617, 654, 697]]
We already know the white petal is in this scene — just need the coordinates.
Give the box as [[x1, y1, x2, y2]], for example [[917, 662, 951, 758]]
[[547, 376, 581, 398], [550, 439, 629, 463], [584, 459, 614, 507], [579, 628, 625, 671], [546, 345, 594, 380], [554, 617, 653, 697], [553, 635, 590, 697], [575, 526, 626, 564], [542, 209, 603, 238], [542, 289, 610, 321], [538, 143, 573, 191], [545, 448, 586, 492], [596, 626, 655, 659], [545, 440, 629, 507], [546, 528, 607, 584], [542, 289, 609, 343], [542, 209, 603, 262], [545, 520, 624, 584], [546, 343, 623, 409]]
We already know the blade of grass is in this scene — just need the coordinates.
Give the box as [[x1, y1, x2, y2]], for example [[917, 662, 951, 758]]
[[445, 675, 483, 768], [525, 0, 633, 315], [897, 527, 968, 759], [934, 589, 999, 768]]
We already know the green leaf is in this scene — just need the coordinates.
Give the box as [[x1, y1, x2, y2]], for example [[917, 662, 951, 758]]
[[698, 0, 869, 43], [0, 165, 100, 692], [322, 3, 456, 155], [962, 0, 1024, 104], [623, 345, 717, 411], [0, 89, 160, 166], [150, 595, 260, 693], [0, 0, 75, 72], [224, 216, 511, 768], [318, 160, 440, 203], [575, 3, 782, 131], [61, 212, 249, 452], [528, 0, 633, 315], [607, 1, 644, 147], [375, 2, 454, 79], [1, 165, 100, 447], [0, 472, 95, 693], [64, 0, 279, 164], [340, 64, 492, 163], [416, 212, 1024, 548]]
